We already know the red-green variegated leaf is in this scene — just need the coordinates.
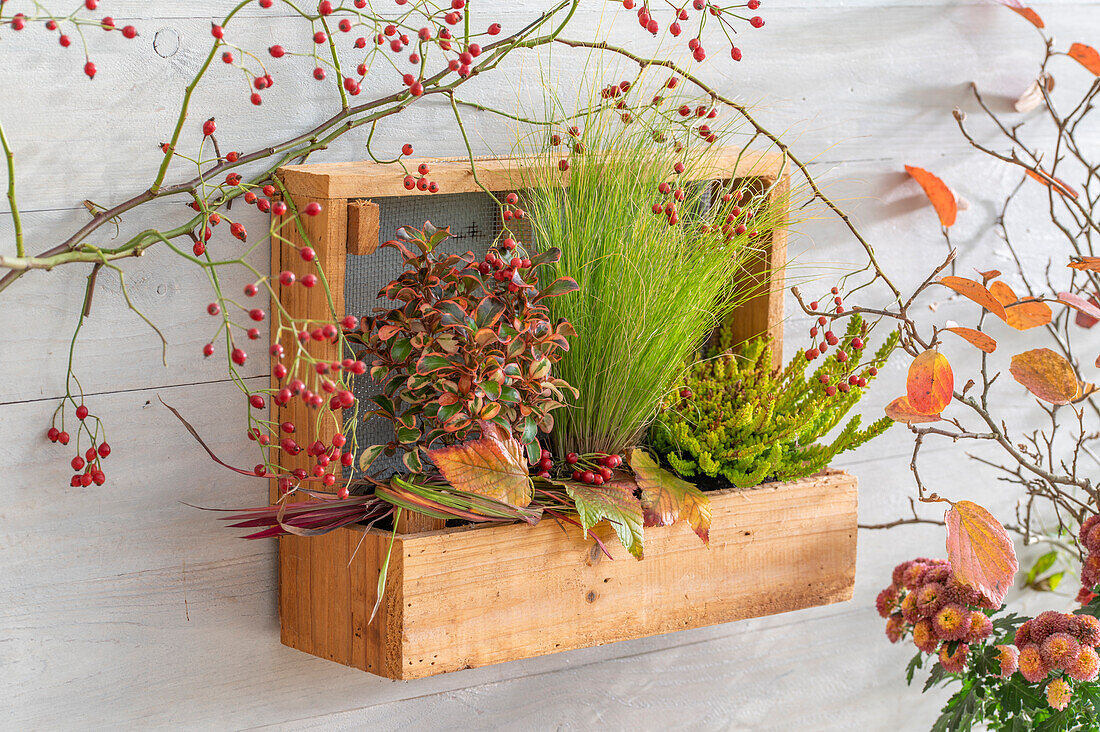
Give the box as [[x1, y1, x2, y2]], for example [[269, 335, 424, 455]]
[[426, 422, 532, 507], [944, 500, 1018, 608], [630, 450, 711, 543], [527, 247, 562, 268], [556, 478, 645, 559], [358, 443, 387, 472], [415, 353, 452, 375], [534, 276, 580, 302]]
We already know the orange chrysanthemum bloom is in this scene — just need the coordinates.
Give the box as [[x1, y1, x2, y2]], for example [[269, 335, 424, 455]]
[[1046, 677, 1072, 711], [994, 644, 1019, 678], [1071, 614, 1100, 647], [1069, 645, 1100, 682], [1041, 632, 1082, 671], [933, 603, 970, 642], [876, 587, 898, 619], [965, 612, 993, 643], [900, 592, 920, 624], [915, 582, 945, 618], [885, 614, 905, 644], [1018, 644, 1049, 683], [912, 619, 938, 654], [938, 642, 969, 673]]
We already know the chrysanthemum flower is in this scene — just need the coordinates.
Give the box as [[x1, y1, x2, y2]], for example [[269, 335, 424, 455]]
[[1085, 523, 1100, 554], [915, 582, 945, 618], [876, 587, 898, 619], [1080, 514, 1100, 547], [1015, 620, 1033, 647], [921, 565, 951, 586], [1041, 632, 1081, 671], [994, 644, 1019, 678], [1046, 677, 1072, 711], [944, 578, 980, 607], [938, 642, 969, 673], [1069, 645, 1100, 682], [901, 592, 920, 624], [933, 603, 970, 642], [1070, 614, 1100, 647], [912, 618, 938, 654], [965, 612, 993, 643], [1034, 610, 1070, 640], [1018, 644, 1049, 683], [885, 614, 905, 644], [892, 560, 914, 588]]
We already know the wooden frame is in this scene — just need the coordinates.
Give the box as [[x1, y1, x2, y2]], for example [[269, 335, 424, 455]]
[[268, 151, 858, 680]]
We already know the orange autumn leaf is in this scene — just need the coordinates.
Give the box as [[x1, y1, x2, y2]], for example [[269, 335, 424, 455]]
[[976, 269, 1002, 282], [989, 280, 1052, 330], [1009, 348, 1079, 404], [944, 326, 997, 353], [905, 165, 958, 227], [1068, 257, 1100, 272], [937, 276, 1008, 320], [630, 450, 711, 544], [884, 396, 941, 424], [1069, 42, 1100, 76], [907, 349, 954, 415], [1074, 382, 1099, 403], [993, 0, 1045, 28], [1026, 168, 1079, 199], [945, 500, 1018, 609], [426, 424, 533, 507]]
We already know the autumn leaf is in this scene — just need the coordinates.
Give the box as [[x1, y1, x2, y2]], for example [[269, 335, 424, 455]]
[[1058, 291, 1100, 321], [885, 396, 942, 424], [937, 276, 1008, 320], [629, 449, 711, 544], [1009, 348, 1079, 404], [945, 500, 1018, 609], [561, 479, 645, 559], [1075, 383, 1099, 404], [908, 349, 954, 415], [976, 269, 1001, 282], [1068, 257, 1100, 272], [993, 0, 1045, 28], [905, 165, 958, 227], [1026, 168, 1079, 199], [989, 280, 1052, 330], [1069, 42, 1100, 76], [944, 326, 997, 353], [426, 423, 533, 507]]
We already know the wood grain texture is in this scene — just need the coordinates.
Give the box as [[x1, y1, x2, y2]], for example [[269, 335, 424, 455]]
[[3, 2, 1100, 729], [281, 471, 857, 680]]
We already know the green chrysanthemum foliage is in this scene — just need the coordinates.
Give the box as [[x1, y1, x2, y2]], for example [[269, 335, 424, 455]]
[[650, 314, 897, 488]]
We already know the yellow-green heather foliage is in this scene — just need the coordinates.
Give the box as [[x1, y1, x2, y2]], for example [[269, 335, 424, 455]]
[[650, 314, 896, 487]]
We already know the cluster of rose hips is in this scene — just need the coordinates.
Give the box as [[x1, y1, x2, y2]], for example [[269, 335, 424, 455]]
[[620, 0, 764, 62], [253, 422, 354, 497], [402, 158, 439, 193], [473, 237, 537, 295], [46, 404, 111, 487], [878, 557, 995, 674], [802, 287, 877, 396], [4, 0, 136, 78], [528, 450, 626, 485]]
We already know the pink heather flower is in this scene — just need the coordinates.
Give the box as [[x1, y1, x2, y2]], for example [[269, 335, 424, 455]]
[[939, 642, 969, 673], [915, 582, 946, 618], [1071, 614, 1100, 647], [933, 603, 971, 642], [913, 619, 938, 654], [1069, 645, 1100, 682], [1046, 677, 1072, 711], [885, 614, 905, 644], [965, 612, 993, 643], [1019, 644, 1049, 683], [994, 644, 1019, 678], [876, 587, 898, 619], [1034, 611, 1071, 641], [1041, 633, 1081, 671]]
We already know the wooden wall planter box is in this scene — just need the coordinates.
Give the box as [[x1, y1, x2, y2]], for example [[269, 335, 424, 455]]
[[281, 470, 857, 680], [270, 151, 859, 678]]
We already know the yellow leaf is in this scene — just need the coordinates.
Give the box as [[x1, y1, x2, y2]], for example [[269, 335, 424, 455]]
[[944, 500, 1018, 608]]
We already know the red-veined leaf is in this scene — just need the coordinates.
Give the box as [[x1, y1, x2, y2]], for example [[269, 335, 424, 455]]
[[937, 276, 1008, 320], [944, 326, 997, 353], [1069, 42, 1100, 75], [992, 0, 1045, 28], [629, 449, 711, 544], [907, 349, 954, 415], [905, 165, 958, 227], [557, 478, 645, 559], [945, 500, 1018, 608], [425, 423, 533, 507], [885, 396, 942, 424], [989, 280, 1052, 330], [1009, 348, 1079, 404]]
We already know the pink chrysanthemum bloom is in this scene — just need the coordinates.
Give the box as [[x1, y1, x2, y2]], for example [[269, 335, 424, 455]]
[[1046, 677, 1072, 711], [901, 592, 920, 624], [1034, 610, 1071, 641], [876, 587, 899, 619], [944, 578, 980, 607], [1079, 514, 1100, 546], [1041, 632, 1081, 671], [1015, 620, 1034, 648], [921, 565, 951, 586], [915, 582, 945, 618], [885, 614, 905, 644], [1069, 645, 1100, 682], [1071, 614, 1100, 647], [1082, 555, 1100, 586], [965, 612, 993, 643], [902, 562, 929, 591], [1019, 644, 1049, 683], [994, 644, 1019, 678], [933, 603, 970, 642], [892, 560, 914, 588], [913, 619, 938, 654], [939, 642, 969, 673], [1085, 523, 1100, 555]]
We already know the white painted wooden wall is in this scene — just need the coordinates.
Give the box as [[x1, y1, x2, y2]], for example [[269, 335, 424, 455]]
[[3, 1, 1099, 728]]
